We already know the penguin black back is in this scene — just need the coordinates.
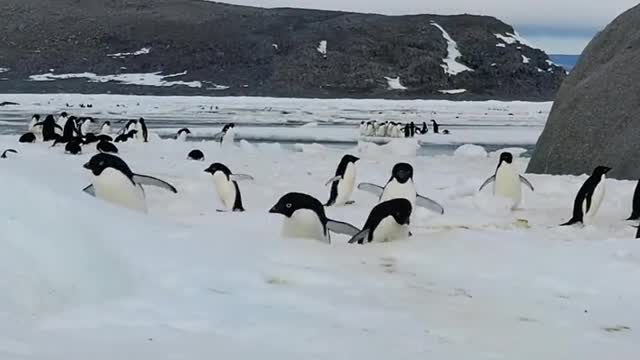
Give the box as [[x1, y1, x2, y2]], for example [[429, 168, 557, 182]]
[[19, 133, 36, 143], [561, 166, 611, 226], [65, 140, 82, 155], [431, 119, 439, 134], [83, 153, 134, 181], [139, 118, 148, 142], [389, 163, 414, 184], [326, 154, 359, 206], [187, 149, 205, 161], [352, 198, 412, 244], [97, 140, 118, 154]]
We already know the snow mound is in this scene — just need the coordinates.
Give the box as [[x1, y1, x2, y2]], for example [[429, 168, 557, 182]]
[[454, 144, 488, 158], [358, 138, 419, 157], [430, 22, 473, 75], [439, 89, 467, 94], [29, 71, 203, 88], [384, 76, 408, 90]]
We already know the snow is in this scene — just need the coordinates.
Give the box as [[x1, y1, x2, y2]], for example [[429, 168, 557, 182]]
[[495, 32, 536, 49], [496, 43, 506, 48], [0, 111, 639, 358], [317, 40, 327, 57], [384, 76, 408, 90], [453, 144, 488, 158], [439, 89, 467, 94], [522, 55, 530, 64], [272, 43, 279, 50], [430, 22, 473, 76], [107, 47, 151, 58], [28, 71, 204, 88], [0, 68, 9, 73]]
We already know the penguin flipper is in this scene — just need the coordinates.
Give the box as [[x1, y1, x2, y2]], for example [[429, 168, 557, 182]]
[[325, 175, 342, 186], [348, 229, 370, 244], [478, 175, 496, 192], [357, 183, 385, 197], [1, 149, 17, 158], [326, 219, 360, 236], [416, 195, 445, 215], [133, 174, 178, 193], [519, 175, 535, 191], [229, 174, 254, 182], [82, 184, 96, 196], [211, 131, 224, 141]]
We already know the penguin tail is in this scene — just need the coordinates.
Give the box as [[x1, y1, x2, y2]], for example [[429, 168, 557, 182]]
[[560, 218, 582, 226]]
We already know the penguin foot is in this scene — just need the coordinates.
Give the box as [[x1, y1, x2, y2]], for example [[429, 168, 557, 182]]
[[345, 201, 356, 205], [408, 231, 413, 237]]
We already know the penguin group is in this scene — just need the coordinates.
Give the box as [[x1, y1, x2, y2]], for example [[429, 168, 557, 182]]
[[359, 119, 449, 138]]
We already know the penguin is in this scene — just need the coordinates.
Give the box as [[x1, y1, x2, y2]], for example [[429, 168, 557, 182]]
[[62, 116, 79, 140], [359, 121, 366, 136], [358, 162, 445, 215], [65, 140, 82, 155], [115, 130, 138, 143], [28, 114, 40, 131], [403, 123, 411, 138], [100, 121, 112, 135], [78, 117, 94, 136], [187, 149, 205, 161], [32, 115, 63, 141], [97, 140, 118, 154], [124, 119, 137, 134], [365, 121, 375, 137], [1, 149, 17, 159], [83, 133, 99, 144], [325, 154, 359, 207], [268, 192, 360, 243], [203, 162, 252, 212], [431, 119, 439, 134], [18, 133, 36, 143], [561, 165, 611, 226], [176, 128, 191, 141], [376, 122, 387, 137], [409, 122, 416, 137], [348, 198, 412, 244], [137, 118, 148, 142], [478, 152, 534, 210], [393, 123, 403, 138], [219, 123, 236, 146], [419, 122, 428, 134], [56, 112, 68, 135], [443, 129, 450, 135], [82, 153, 177, 213], [627, 180, 640, 220], [96, 134, 113, 142]]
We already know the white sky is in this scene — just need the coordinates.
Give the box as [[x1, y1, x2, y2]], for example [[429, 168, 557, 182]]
[[214, 0, 637, 54]]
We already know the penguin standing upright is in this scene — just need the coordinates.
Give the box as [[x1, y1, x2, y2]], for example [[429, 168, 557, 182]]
[[269, 192, 360, 243], [137, 118, 148, 142], [220, 123, 236, 146], [409, 122, 416, 137], [28, 114, 40, 132], [100, 121, 112, 135], [478, 152, 534, 210], [358, 162, 445, 215], [348, 198, 412, 244], [203, 162, 253, 212], [325, 154, 359, 207], [561, 166, 611, 226], [431, 119, 439, 134], [419, 121, 428, 134], [176, 128, 191, 141], [82, 153, 177, 213], [359, 121, 366, 136], [376, 122, 387, 137], [365, 121, 375, 137], [32, 115, 63, 141], [403, 124, 411, 138]]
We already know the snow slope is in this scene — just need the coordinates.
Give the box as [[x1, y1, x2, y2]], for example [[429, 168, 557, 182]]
[[430, 22, 473, 75], [0, 128, 638, 358]]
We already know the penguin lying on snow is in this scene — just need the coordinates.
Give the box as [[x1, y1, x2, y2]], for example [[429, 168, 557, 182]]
[[561, 165, 611, 226], [82, 153, 178, 213], [348, 198, 412, 244], [358, 163, 445, 215], [97, 140, 118, 154], [269, 192, 360, 243], [176, 128, 191, 141], [1, 149, 17, 159], [478, 152, 534, 210], [19, 133, 36, 143], [65, 140, 83, 155], [115, 130, 138, 143], [204, 163, 253, 212], [325, 154, 359, 207], [187, 149, 205, 161]]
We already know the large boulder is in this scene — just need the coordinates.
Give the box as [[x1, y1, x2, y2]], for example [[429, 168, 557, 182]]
[[527, 4, 640, 179]]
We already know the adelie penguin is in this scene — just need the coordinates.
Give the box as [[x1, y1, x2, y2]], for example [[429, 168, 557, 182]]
[[176, 128, 191, 142], [115, 130, 138, 143], [0, 149, 17, 159], [325, 154, 359, 207], [204, 162, 253, 212], [478, 152, 534, 210], [269, 192, 360, 243], [626, 179, 640, 221], [19, 133, 36, 143], [348, 198, 412, 244], [97, 140, 118, 154], [431, 119, 439, 134], [358, 162, 445, 215], [136, 118, 148, 142], [100, 121, 112, 135], [187, 149, 205, 161], [28, 114, 40, 132], [32, 115, 63, 141], [561, 165, 611, 226], [82, 153, 178, 213], [213, 123, 236, 146], [65, 140, 83, 155]]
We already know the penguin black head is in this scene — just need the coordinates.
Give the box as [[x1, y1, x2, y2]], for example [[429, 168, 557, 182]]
[[45, 115, 55, 123], [341, 154, 359, 164], [32, 114, 40, 120], [390, 163, 414, 184], [60, 112, 68, 117], [361, 121, 365, 125], [204, 162, 232, 177], [188, 149, 205, 161], [102, 121, 111, 127], [499, 152, 513, 165], [83, 153, 134, 179], [443, 129, 450, 135], [83, 133, 98, 144], [383, 198, 413, 225], [269, 192, 325, 220], [65, 140, 82, 155], [177, 128, 191, 135], [431, 119, 436, 123], [593, 166, 612, 176]]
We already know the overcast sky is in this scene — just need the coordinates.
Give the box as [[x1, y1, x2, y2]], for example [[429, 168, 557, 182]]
[[218, 0, 637, 54]]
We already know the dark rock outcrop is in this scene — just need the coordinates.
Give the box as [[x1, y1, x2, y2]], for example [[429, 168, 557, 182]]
[[527, 4, 640, 179], [0, 0, 565, 99]]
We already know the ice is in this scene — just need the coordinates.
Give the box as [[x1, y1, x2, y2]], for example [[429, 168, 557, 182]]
[[439, 89, 467, 94], [28, 71, 204, 88], [384, 76, 408, 90], [430, 22, 473, 75], [107, 47, 151, 58], [453, 144, 488, 158]]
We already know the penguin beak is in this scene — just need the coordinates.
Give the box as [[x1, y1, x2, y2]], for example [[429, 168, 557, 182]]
[[605, 167, 612, 173], [83, 162, 91, 170], [268, 204, 280, 214]]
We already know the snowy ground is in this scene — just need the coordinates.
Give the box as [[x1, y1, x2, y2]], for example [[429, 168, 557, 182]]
[[0, 115, 639, 358]]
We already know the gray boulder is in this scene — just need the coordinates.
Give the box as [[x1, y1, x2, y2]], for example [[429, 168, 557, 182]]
[[527, 4, 640, 179]]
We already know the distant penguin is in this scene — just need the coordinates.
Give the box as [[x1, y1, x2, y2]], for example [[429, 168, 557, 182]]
[[137, 118, 148, 142], [187, 149, 205, 161], [627, 180, 640, 221], [115, 130, 138, 143], [1, 149, 17, 159], [33, 115, 63, 141], [176, 128, 191, 141], [65, 140, 82, 155], [28, 114, 40, 132], [19, 133, 36, 143], [365, 121, 375, 137], [409, 122, 416, 137], [269, 192, 360, 243], [419, 121, 428, 134], [431, 119, 439, 134], [443, 129, 450, 135], [376, 122, 387, 137], [100, 121, 112, 135], [325, 154, 359, 207], [78, 117, 94, 136], [97, 140, 118, 154], [394, 123, 404, 138], [220, 123, 236, 146], [478, 152, 534, 209], [204, 162, 253, 212], [358, 162, 445, 215], [403, 124, 411, 138], [359, 121, 366, 136], [561, 166, 611, 226], [82, 153, 177, 213], [83, 133, 99, 144], [124, 119, 138, 134], [348, 198, 412, 244]]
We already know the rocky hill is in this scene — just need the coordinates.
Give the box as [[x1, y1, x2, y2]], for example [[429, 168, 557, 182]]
[[0, 0, 566, 99], [527, 4, 640, 179]]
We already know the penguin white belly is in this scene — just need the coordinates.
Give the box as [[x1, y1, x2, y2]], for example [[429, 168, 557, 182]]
[[493, 165, 522, 209], [177, 132, 187, 142], [81, 122, 91, 135], [222, 129, 235, 146], [282, 209, 328, 243], [585, 176, 606, 219], [359, 124, 366, 136], [334, 164, 356, 206], [28, 119, 36, 131], [371, 217, 410, 243], [212, 173, 237, 210], [92, 169, 147, 213], [366, 126, 374, 137], [380, 181, 417, 208], [376, 125, 386, 137], [100, 126, 111, 136]]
